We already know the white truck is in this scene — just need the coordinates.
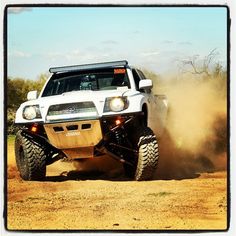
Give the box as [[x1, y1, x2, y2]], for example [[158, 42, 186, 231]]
[[14, 60, 168, 181]]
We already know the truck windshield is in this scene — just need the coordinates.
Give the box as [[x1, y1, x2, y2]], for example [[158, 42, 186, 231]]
[[42, 68, 130, 97]]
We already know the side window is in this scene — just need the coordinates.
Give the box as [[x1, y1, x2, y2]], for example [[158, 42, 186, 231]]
[[132, 69, 140, 89], [132, 69, 145, 93], [137, 70, 147, 80], [137, 69, 151, 94]]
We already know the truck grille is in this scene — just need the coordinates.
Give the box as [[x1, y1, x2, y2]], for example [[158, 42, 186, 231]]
[[46, 102, 98, 122]]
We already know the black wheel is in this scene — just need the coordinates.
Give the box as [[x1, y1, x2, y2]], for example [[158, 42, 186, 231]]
[[124, 127, 159, 181], [15, 130, 47, 181]]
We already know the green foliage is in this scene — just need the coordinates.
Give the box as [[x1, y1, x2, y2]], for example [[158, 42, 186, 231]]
[[7, 108, 19, 135], [7, 73, 49, 134], [7, 74, 48, 109]]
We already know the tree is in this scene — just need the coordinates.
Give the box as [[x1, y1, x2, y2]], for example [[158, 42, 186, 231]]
[[7, 73, 50, 134], [7, 73, 49, 109], [35, 73, 49, 91], [178, 48, 225, 78]]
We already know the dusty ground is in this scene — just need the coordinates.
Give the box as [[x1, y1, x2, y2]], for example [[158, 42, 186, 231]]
[[7, 137, 227, 231]]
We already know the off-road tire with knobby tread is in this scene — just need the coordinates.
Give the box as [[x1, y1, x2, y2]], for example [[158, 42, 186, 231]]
[[135, 127, 159, 180], [15, 130, 47, 181]]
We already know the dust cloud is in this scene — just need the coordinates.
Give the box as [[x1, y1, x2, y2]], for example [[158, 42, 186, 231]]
[[73, 76, 227, 180], [154, 77, 227, 179], [73, 155, 123, 178]]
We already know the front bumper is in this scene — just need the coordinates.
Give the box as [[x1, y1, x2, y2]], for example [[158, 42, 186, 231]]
[[16, 112, 143, 159]]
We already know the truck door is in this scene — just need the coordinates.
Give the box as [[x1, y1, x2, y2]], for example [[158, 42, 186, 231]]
[[136, 70, 168, 137], [132, 69, 153, 126]]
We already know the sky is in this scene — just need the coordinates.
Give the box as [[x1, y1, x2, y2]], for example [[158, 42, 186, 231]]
[[7, 6, 227, 80]]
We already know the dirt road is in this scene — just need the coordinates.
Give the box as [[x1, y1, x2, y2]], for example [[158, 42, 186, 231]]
[[7, 138, 227, 230]]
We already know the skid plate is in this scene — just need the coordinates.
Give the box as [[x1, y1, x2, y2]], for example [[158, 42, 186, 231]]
[[44, 120, 102, 150]]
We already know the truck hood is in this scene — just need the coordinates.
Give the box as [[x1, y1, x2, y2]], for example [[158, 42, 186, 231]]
[[40, 88, 131, 103]]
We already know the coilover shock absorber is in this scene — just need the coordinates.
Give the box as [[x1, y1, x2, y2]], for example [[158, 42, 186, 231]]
[[114, 128, 123, 144]]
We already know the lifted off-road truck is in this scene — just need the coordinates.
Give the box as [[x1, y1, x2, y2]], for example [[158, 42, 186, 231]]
[[15, 60, 168, 181]]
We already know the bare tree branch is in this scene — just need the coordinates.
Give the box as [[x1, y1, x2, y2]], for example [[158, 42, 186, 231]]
[[178, 48, 220, 77]]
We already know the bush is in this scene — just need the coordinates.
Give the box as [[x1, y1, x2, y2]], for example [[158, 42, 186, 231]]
[[7, 73, 48, 134], [7, 108, 19, 135]]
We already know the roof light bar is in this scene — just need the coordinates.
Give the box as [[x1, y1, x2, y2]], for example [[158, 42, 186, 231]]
[[49, 60, 128, 74]]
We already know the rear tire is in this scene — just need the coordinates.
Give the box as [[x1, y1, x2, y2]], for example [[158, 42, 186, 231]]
[[124, 127, 159, 181], [15, 131, 47, 181]]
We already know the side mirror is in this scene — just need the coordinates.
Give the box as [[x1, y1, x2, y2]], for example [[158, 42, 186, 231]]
[[27, 90, 38, 101], [139, 79, 153, 90]]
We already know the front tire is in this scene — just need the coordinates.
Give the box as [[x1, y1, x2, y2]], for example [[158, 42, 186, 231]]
[[124, 127, 159, 181], [15, 131, 47, 181]]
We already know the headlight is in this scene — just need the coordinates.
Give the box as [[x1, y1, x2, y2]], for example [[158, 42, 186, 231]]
[[23, 105, 42, 120], [110, 97, 125, 111], [104, 97, 128, 112]]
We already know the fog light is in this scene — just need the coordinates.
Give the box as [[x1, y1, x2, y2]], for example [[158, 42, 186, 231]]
[[115, 119, 121, 125], [31, 125, 38, 133]]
